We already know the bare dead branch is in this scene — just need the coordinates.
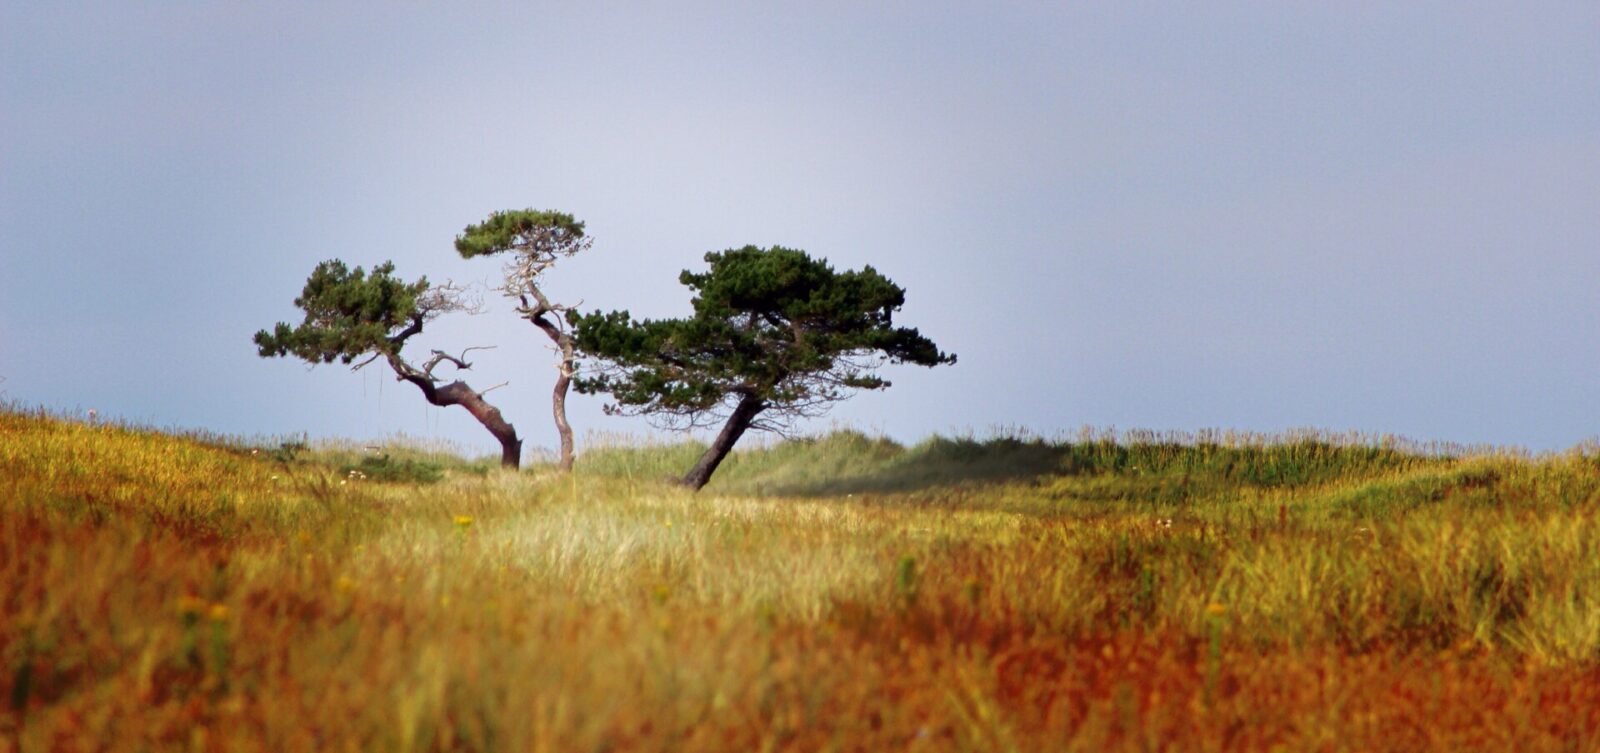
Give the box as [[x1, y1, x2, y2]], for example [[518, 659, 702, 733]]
[[417, 279, 485, 318], [418, 345, 495, 380], [349, 352, 383, 371]]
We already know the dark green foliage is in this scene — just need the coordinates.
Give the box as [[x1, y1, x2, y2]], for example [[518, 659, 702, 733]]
[[268, 440, 308, 464], [253, 261, 427, 364], [568, 245, 955, 425], [453, 209, 587, 259]]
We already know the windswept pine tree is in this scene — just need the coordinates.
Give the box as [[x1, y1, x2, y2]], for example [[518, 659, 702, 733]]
[[455, 209, 591, 472], [570, 245, 954, 490], [254, 260, 523, 468]]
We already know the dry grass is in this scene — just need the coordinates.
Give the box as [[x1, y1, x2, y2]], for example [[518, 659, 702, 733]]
[[3, 409, 1600, 751]]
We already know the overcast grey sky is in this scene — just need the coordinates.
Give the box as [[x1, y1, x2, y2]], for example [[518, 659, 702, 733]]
[[2, 2, 1596, 454]]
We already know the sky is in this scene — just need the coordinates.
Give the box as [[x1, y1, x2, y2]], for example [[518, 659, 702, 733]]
[[2, 2, 1596, 455]]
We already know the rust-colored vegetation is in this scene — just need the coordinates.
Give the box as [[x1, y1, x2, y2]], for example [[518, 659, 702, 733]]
[[3, 412, 1599, 751]]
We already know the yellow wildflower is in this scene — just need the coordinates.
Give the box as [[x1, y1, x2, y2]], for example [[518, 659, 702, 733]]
[[176, 594, 207, 618]]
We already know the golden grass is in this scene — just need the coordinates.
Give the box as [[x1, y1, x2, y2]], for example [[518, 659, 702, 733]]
[[3, 409, 1600, 751]]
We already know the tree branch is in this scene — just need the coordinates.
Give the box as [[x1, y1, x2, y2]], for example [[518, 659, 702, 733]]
[[417, 280, 483, 317], [420, 345, 496, 380], [349, 352, 383, 371], [388, 313, 425, 350]]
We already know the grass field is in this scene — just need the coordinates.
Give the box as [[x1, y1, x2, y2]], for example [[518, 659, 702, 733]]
[[4, 408, 1600, 751]]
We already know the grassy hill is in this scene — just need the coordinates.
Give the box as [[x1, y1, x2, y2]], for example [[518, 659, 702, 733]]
[[3, 408, 1600, 751]]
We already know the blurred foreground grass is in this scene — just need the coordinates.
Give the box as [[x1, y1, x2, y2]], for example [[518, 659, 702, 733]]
[[4, 409, 1600, 751]]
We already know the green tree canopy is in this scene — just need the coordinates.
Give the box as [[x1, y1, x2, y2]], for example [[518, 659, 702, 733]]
[[454, 209, 588, 262], [570, 245, 954, 489], [253, 260, 433, 364]]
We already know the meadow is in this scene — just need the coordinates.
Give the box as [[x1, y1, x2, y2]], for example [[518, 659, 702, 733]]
[[3, 407, 1600, 751]]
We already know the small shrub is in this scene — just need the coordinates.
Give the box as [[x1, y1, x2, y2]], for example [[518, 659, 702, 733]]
[[341, 454, 444, 484]]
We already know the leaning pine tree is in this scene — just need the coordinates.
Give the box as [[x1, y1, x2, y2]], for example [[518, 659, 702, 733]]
[[254, 260, 524, 468], [569, 245, 955, 490], [454, 209, 591, 472]]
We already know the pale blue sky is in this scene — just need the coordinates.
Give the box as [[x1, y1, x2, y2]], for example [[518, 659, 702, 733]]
[[2, 3, 1596, 454]]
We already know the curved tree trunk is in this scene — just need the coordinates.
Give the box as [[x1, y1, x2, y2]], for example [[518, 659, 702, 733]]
[[437, 381, 522, 469], [551, 357, 575, 471], [533, 316, 577, 472], [389, 361, 522, 469], [682, 394, 764, 491]]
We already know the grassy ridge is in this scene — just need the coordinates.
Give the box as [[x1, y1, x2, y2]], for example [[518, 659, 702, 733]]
[[4, 410, 1600, 750], [586, 427, 1453, 499]]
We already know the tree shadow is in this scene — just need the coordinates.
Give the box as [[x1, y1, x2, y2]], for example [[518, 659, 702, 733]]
[[724, 436, 1073, 497], [718, 433, 1442, 498]]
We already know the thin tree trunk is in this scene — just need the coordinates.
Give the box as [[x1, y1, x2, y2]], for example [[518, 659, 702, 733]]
[[390, 361, 522, 469], [681, 394, 764, 491], [533, 316, 577, 472], [551, 357, 574, 471]]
